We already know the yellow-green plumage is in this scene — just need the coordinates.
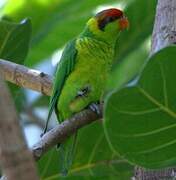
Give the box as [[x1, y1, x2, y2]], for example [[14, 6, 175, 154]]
[[58, 37, 114, 119], [46, 8, 128, 174]]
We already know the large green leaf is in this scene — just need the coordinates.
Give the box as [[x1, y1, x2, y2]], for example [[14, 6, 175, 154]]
[[0, 18, 31, 63], [104, 46, 176, 169], [38, 122, 133, 179], [0, 18, 32, 110]]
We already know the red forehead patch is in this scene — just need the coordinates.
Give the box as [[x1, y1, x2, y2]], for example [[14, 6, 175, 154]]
[[96, 8, 123, 18], [105, 8, 123, 17]]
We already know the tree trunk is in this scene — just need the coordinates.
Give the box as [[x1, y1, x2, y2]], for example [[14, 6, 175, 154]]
[[0, 72, 38, 180], [135, 0, 176, 179], [151, 0, 176, 55]]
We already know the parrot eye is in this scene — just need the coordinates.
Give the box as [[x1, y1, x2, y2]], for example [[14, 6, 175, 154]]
[[98, 16, 120, 31], [107, 16, 117, 22]]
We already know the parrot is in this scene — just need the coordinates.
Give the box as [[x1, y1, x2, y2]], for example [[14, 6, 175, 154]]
[[45, 8, 129, 174]]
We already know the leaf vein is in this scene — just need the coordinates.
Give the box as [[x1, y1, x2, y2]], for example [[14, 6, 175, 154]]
[[112, 107, 161, 116], [138, 86, 176, 119], [87, 134, 104, 176], [0, 27, 15, 56], [116, 123, 176, 138], [133, 138, 176, 154]]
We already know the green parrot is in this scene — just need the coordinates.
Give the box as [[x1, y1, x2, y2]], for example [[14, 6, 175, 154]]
[[45, 8, 129, 174]]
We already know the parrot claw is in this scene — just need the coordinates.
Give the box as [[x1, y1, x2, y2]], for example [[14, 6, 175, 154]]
[[89, 103, 100, 115]]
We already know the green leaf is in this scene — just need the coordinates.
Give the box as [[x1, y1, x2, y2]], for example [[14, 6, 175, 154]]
[[104, 46, 176, 169], [107, 38, 149, 91], [0, 18, 31, 64], [38, 122, 133, 179], [115, 0, 156, 63], [0, 18, 32, 110]]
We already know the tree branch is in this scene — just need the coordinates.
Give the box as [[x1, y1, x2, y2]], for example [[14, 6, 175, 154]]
[[0, 59, 52, 96], [0, 70, 38, 180], [32, 105, 102, 160]]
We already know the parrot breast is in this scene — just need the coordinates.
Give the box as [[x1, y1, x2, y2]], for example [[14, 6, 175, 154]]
[[57, 37, 114, 120]]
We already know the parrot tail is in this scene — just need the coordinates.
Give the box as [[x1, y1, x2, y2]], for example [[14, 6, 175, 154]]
[[59, 132, 78, 176]]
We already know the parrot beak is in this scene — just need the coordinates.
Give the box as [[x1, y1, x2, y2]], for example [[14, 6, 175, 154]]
[[119, 16, 129, 30]]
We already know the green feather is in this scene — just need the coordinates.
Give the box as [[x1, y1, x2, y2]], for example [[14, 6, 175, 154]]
[[44, 39, 77, 132], [44, 39, 78, 175]]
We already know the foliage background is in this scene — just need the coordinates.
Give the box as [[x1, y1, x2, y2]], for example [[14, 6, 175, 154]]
[[0, 0, 157, 179]]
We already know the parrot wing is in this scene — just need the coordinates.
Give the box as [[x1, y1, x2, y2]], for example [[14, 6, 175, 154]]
[[44, 39, 77, 133], [45, 39, 78, 175]]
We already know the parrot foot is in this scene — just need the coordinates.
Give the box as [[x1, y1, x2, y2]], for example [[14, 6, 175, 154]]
[[89, 103, 100, 115]]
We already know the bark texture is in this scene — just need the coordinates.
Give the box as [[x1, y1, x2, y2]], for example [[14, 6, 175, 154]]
[[0, 59, 52, 96], [0, 71, 38, 180], [135, 0, 176, 179], [151, 0, 176, 55]]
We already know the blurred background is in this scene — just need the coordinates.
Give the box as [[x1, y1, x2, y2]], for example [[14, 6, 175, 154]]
[[0, 0, 157, 179]]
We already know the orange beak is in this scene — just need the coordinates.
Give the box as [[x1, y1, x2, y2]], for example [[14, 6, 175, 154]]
[[119, 16, 129, 30]]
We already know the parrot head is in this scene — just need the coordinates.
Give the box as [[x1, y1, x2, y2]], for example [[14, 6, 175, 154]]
[[86, 8, 129, 43]]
